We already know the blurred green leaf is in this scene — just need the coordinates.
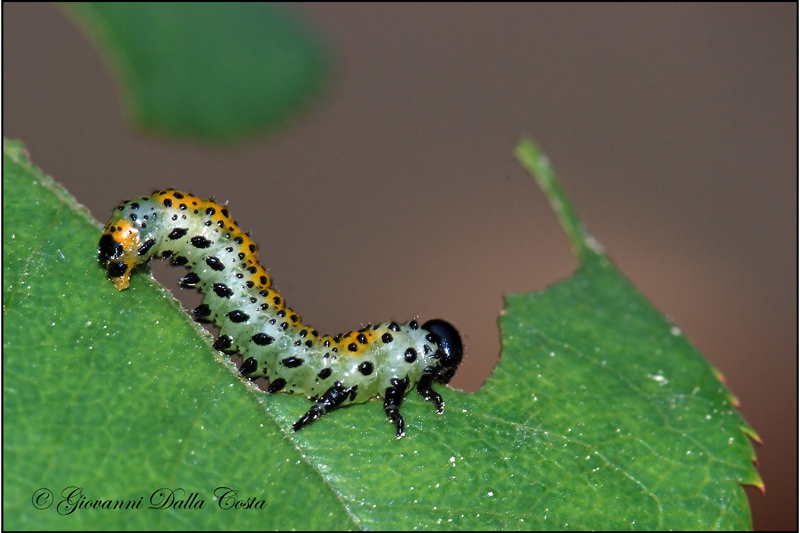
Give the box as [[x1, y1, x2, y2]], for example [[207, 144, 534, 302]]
[[61, 2, 330, 142], [3, 139, 760, 530]]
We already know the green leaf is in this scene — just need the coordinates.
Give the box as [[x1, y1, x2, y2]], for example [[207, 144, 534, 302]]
[[3, 138, 760, 530], [60, 3, 330, 142], [500, 139, 762, 529], [3, 140, 350, 530]]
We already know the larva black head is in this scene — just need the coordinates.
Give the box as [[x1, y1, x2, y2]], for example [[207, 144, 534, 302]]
[[422, 319, 463, 384]]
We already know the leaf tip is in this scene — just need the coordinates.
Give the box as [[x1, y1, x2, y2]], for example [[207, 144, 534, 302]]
[[746, 471, 766, 495], [742, 424, 762, 446], [513, 136, 606, 264], [3, 138, 29, 163]]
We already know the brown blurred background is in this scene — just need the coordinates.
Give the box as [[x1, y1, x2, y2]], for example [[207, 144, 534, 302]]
[[4, 4, 795, 529]]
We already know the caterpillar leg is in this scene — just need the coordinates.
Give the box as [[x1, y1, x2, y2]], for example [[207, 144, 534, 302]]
[[292, 382, 358, 433], [416, 374, 445, 414], [383, 377, 410, 439]]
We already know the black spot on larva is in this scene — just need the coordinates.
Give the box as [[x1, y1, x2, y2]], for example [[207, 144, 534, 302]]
[[98, 234, 123, 262], [318, 368, 332, 380], [247, 266, 257, 274], [357, 333, 368, 344], [299, 330, 307, 338], [213, 283, 233, 298], [129, 213, 137, 221], [305, 341, 312, 348], [213, 335, 232, 351], [234, 236, 243, 244], [163, 198, 173, 208], [170, 255, 188, 266], [348, 343, 358, 352], [239, 357, 257, 374], [426, 333, 437, 344], [282, 357, 304, 368], [404, 348, 417, 363], [267, 378, 286, 394], [273, 296, 282, 306], [246, 281, 254, 288], [280, 322, 288, 330], [323, 340, 331, 348], [249, 297, 257, 304], [382, 333, 393, 343], [173, 192, 184, 199], [410, 320, 419, 330], [277, 310, 286, 318], [206, 207, 216, 215], [136, 239, 156, 255], [290, 314, 299, 323], [205, 256, 224, 271], [249, 244, 256, 253], [227, 310, 249, 323], [107, 261, 128, 278], [221, 208, 229, 218], [179, 272, 201, 288], [168, 228, 188, 240], [358, 361, 374, 375], [389, 322, 401, 332], [259, 276, 268, 285], [192, 304, 211, 320], [130, 202, 140, 210], [252, 333, 274, 345], [294, 340, 302, 347], [191, 236, 212, 249]]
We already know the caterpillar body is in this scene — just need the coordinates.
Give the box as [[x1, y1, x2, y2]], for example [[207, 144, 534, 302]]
[[98, 189, 463, 438]]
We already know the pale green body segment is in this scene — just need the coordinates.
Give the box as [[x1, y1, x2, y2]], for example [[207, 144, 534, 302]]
[[224, 317, 436, 404]]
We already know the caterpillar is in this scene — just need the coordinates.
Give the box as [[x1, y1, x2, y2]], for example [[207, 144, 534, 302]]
[[98, 189, 463, 438]]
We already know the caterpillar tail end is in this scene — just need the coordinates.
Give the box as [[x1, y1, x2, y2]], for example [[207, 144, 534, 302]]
[[98, 223, 140, 291], [110, 269, 133, 290]]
